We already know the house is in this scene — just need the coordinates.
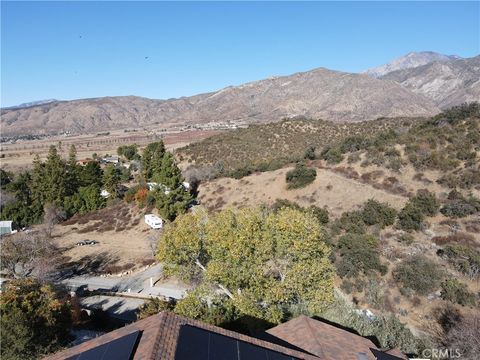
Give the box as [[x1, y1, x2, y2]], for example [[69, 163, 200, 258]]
[[101, 156, 119, 164], [145, 214, 163, 229], [76, 158, 93, 166], [147, 182, 171, 194], [0, 220, 15, 236], [44, 312, 407, 360]]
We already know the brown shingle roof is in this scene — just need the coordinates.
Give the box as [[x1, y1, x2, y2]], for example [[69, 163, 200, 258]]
[[45, 312, 406, 360], [265, 315, 379, 360], [45, 312, 318, 360]]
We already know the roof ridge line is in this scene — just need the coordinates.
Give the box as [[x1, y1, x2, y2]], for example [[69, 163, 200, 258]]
[[303, 316, 327, 359]]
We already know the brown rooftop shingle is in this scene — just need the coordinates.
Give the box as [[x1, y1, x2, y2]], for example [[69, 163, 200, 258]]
[[266, 315, 379, 360], [45, 312, 318, 360]]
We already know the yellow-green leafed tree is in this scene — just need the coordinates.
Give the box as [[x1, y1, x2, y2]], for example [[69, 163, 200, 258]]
[[158, 206, 335, 324]]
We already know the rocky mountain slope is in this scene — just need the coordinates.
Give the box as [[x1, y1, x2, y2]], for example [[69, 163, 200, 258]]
[[0, 68, 440, 137], [381, 56, 480, 109], [364, 51, 461, 77]]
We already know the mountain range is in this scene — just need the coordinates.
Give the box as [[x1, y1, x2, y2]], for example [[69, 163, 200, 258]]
[[1, 51, 479, 138]]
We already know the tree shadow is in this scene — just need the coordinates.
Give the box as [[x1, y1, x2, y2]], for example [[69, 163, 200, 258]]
[[56, 251, 121, 278]]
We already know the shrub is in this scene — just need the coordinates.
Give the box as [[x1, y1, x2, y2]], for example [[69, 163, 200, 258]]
[[438, 244, 480, 279], [440, 279, 476, 306], [397, 190, 439, 231], [333, 210, 366, 234], [304, 146, 316, 160], [336, 234, 388, 278], [308, 205, 329, 224], [285, 163, 317, 189], [410, 190, 439, 217], [321, 146, 344, 164], [440, 200, 477, 218], [397, 204, 425, 231], [393, 256, 444, 295], [361, 199, 397, 228], [137, 298, 176, 320]]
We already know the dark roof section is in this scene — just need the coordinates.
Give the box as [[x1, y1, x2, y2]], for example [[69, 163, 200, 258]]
[[65, 330, 140, 360], [45, 312, 318, 360], [175, 325, 299, 360]]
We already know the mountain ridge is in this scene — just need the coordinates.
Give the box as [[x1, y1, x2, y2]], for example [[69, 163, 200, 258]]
[[0, 66, 440, 137]]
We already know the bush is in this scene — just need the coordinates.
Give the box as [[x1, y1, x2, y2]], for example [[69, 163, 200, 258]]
[[137, 298, 176, 320], [410, 190, 439, 216], [336, 233, 388, 278], [397, 190, 439, 231], [438, 244, 480, 279], [397, 204, 425, 231], [285, 163, 317, 189], [308, 205, 329, 224], [321, 146, 344, 164], [361, 199, 397, 228], [440, 279, 476, 306], [440, 193, 480, 218], [393, 256, 444, 295], [333, 210, 366, 234]]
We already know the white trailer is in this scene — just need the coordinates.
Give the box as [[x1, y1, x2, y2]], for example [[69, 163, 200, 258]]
[[145, 214, 163, 229]]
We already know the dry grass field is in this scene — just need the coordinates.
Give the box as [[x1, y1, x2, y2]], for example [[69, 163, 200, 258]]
[[0, 128, 222, 172], [198, 163, 409, 216], [53, 201, 160, 274]]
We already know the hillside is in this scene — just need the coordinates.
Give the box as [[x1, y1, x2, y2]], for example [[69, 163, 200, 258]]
[[382, 56, 480, 108], [179, 116, 424, 176], [364, 51, 461, 77], [0, 68, 439, 137]]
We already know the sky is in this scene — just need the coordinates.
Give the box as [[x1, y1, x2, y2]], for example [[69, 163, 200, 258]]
[[1, 1, 479, 107]]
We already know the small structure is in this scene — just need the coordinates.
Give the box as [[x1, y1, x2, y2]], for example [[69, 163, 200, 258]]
[[147, 182, 170, 195], [182, 181, 191, 190], [0, 221, 15, 236], [100, 189, 111, 198], [145, 214, 163, 229], [102, 156, 119, 164]]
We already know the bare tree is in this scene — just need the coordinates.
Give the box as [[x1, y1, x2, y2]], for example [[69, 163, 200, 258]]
[[0, 232, 56, 279], [43, 203, 66, 238], [445, 312, 480, 360]]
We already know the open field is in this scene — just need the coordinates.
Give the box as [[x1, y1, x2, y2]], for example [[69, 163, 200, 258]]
[[0, 128, 222, 172], [198, 163, 409, 216], [53, 201, 160, 274]]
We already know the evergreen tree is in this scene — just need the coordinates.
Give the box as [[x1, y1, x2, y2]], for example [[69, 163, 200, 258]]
[[79, 161, 103, 188], [66, 145, 80, 195], [102, 164, 120, 195], [152, 152, 184, 189], [142, 141, 165, 180]]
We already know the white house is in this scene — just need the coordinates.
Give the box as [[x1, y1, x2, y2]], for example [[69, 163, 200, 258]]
[[147, 182, 171, 195], [0, 221, 15, 236], [145, 214, 163, 229], [102, 156, 119, 164]]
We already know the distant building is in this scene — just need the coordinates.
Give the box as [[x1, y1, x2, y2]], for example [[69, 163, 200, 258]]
[[0, 221, 15, 236], [147, 182, 171, 195], [77, 158, 93, 166], [102, 156, 119, 164], [144, 214, 163, 229]]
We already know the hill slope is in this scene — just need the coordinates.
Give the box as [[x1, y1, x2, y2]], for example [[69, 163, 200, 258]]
[[381, 56, 480, 108], [0, 68, 439, 137], [364, 51, 461, 77]]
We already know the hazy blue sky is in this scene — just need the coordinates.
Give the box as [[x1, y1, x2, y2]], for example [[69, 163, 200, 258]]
[[1, 1, 479, 106]]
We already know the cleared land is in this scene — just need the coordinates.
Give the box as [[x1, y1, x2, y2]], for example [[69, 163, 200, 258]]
[[54, 201, 159, 274]]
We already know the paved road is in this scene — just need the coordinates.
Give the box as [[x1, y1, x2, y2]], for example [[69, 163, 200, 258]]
[[61, 264, 187, 300]]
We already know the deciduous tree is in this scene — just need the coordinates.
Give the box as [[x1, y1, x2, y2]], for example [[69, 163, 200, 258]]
[[158, 207, 334, 323]]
